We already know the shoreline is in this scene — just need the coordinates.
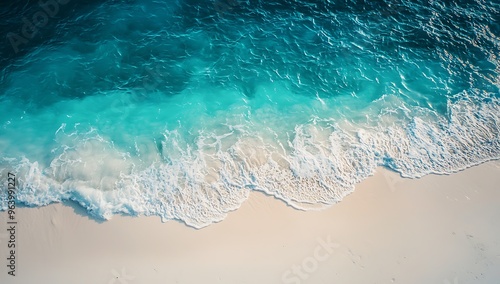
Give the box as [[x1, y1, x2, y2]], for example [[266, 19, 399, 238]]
[[1, 161, 500, 283]]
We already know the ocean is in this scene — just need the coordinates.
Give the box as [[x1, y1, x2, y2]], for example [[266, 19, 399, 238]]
[[1, 0, 499, 227]]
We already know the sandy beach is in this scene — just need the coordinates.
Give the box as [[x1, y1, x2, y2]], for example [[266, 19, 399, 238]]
[[1, 161, 500, 284]]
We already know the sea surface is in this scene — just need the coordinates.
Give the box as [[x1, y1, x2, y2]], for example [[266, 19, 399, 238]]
[[1, 0, 499, 227]]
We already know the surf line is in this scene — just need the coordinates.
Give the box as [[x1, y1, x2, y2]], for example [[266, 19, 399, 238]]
[[6, 172, 17, 277]]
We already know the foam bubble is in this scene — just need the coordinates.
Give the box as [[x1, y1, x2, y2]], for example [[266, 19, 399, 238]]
[[1, 95, 498, 228]]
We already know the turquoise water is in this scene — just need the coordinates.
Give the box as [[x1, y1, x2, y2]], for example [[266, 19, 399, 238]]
[[1, 0, 499, 227]]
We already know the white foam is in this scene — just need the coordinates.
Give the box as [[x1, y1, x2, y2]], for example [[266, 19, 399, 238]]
[[1, 96, 499, 228]]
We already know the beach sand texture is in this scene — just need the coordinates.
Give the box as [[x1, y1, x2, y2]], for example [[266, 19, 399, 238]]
[[1, 161, 499, 284]]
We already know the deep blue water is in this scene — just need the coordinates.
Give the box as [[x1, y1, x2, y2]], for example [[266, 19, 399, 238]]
[[1, 0, 499, 227]]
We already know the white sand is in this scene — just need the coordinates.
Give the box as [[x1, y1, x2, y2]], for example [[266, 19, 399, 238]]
[[1, 161, 500, 284]]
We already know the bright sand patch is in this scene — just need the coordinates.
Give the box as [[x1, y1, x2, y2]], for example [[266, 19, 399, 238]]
[[1, 161, 500, 284]]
